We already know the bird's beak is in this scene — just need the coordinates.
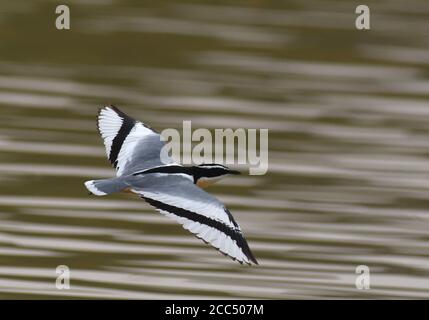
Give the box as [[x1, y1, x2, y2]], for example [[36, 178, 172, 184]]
[[229, 170, 241, 175]]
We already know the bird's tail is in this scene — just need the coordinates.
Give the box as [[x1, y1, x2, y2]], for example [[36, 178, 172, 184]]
[[84, 177, 129, 196]]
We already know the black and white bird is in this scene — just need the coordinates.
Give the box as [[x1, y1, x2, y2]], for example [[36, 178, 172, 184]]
[[84, 106, 258, 265]]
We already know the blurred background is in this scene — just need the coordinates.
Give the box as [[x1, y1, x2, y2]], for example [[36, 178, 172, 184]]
[[1, 0, 429, 299]]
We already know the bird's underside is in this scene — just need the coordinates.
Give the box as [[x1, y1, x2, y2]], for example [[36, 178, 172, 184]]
[[84, 105, 258, 265]]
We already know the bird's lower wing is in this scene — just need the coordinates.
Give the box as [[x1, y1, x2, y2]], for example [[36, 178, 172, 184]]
[[133, 174, 258, 265]]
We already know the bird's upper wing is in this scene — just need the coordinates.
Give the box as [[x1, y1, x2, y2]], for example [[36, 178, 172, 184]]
[[131, 173, 258, 265], [97, 105, 176, 176]]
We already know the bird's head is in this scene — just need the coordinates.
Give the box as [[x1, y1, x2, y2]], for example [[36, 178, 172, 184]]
[[193, 163, 241, 188]]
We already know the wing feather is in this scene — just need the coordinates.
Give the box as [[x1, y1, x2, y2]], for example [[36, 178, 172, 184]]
[[132, 174, 258, 265], [97, 105, 176, 176]]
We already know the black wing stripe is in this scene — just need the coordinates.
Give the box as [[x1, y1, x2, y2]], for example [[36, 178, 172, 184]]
[[142, 196, 258, 265], [108, 106, 136, 168], [133, 165, 190, 176], [224, 207, 239, 228]]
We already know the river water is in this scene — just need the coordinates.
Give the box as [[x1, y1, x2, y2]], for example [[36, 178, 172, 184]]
[[1, 0, 429, 299]]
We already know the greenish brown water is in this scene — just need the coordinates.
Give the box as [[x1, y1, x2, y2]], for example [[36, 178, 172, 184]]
[[1, 0, 429, 299]]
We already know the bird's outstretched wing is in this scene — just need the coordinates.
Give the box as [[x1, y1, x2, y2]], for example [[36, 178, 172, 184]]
[[132, 173, 258, 265], [97, 105, 176, 176]]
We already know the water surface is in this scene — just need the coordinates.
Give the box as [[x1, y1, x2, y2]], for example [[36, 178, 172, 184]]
[[1, 0, 429, 299]]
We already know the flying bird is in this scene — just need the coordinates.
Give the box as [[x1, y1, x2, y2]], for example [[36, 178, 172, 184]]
[[84, 106, 258, 265]]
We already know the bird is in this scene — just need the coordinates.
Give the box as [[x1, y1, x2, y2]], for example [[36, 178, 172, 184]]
[[84, 105, 258, 265]]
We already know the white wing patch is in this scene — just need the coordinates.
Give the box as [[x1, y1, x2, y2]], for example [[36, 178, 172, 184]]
[[98, 106, 124, 157]]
